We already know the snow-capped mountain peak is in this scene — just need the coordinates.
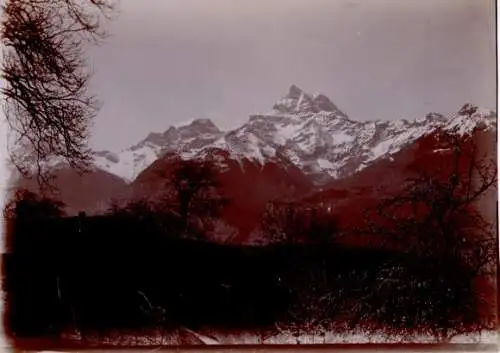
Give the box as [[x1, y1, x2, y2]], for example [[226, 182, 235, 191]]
[[444, 104, 496, 136], [91, 86, 496, 185], [136, 118, 221, 150], [271, 85, 348, 117]]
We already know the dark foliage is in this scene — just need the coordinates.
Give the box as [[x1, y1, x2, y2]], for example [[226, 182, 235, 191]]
[[3, 210, 495, 344], [3, 188, 66, 253]]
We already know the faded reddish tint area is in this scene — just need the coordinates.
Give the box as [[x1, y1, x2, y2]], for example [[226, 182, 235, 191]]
[[2, 126, 497, 349]]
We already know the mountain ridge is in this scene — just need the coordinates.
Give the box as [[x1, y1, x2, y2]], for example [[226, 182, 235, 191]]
[[13, 85, 496, 243], [92, 85, 496, 184]]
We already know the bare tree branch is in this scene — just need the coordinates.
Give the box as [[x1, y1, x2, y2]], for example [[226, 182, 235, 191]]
[[360, 130, 497, 274], [1, 0, 117, 192]]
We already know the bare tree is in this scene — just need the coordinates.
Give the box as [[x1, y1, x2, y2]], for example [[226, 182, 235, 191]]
[[260, 200, 294, 244], [1, 0, 116, 189], [360, 130, 497, 340], [364, 131, 496, 273], [260, 200, 339, 340], [152, 158, 229, 240]]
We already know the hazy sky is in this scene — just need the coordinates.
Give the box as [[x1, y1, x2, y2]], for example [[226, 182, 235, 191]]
[[88, 0, 496, 151]]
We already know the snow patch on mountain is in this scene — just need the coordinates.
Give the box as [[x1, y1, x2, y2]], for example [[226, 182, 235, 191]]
[[93, 118, 223, 182], [91, 87, 496, 185], [444, 104, 496, 136], [93, 145, 158, 182], [271, 84, 348, 117]]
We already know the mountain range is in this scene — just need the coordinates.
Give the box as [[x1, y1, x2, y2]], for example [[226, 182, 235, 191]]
[[93, 85, 496, 184], [16, 85, 497, 243]]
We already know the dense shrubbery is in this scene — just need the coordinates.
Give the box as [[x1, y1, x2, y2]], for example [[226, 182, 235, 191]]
[[3, 207, 495, 342]]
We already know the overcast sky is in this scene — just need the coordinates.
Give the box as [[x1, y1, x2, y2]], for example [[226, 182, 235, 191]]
[[87, 0, 496, 151]]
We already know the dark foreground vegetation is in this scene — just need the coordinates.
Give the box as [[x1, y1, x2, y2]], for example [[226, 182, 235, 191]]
[[2, 209, 497, 346], [2, 132, 498, 346]]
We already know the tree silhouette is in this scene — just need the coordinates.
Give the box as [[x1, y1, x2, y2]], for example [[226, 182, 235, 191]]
[[3, 188, 66, 252], [260, 200, 296, 244], [360, 130, 497, 340], [365, 132, 496, 272], [1, 0, 116, 189], [4, 188, 65, 222], [153, 158, 229, 240]]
